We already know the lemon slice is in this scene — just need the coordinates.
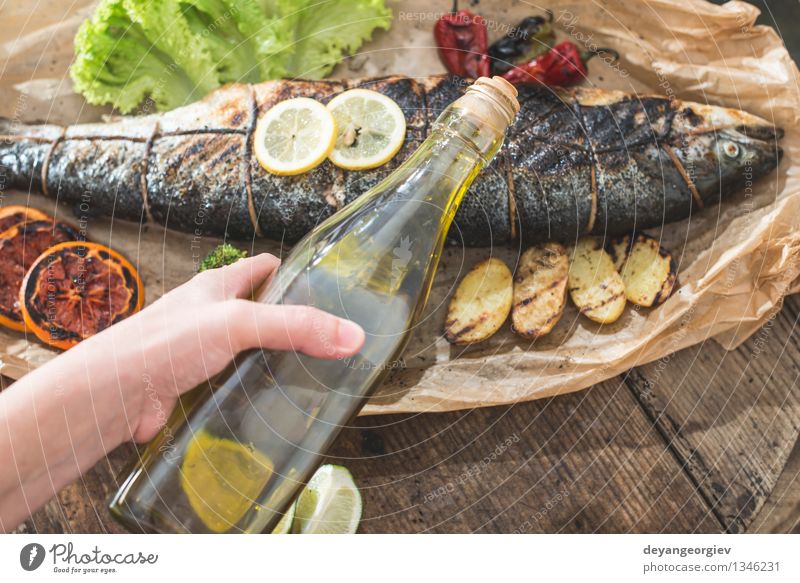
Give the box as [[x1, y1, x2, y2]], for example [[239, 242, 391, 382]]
[[292, 465, 362, 534], [254, 97, 336, 176], [326, 89, 406, 170], [180, 430, 274, 533]]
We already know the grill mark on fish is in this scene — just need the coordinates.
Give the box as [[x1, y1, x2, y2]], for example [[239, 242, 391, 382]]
[[663, 143, 704, 210], [243, 86, 262, 237], [6, 128, 244, 145], [505, 155, 517, 241], [0, 76, 783, 247], [421, 79, 431, 137], [160, 128, 247, 137], [211, 141, 240, 165], [182, 139, 207, 162], [40, 128, 65, 197], [140, 122, 159, 224], [576, 98, 598, 237], [0, 135, 52, 143], [587, 163, 598, 234], [0, 135, 147, 144]]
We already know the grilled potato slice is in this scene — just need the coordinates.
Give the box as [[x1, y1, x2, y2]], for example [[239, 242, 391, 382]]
[[568, 238, 626, 324], [511, 243, 569, 339], [608, 234, 632, 272], [618, 234, 677, 307], [445, 258, 513, 344]]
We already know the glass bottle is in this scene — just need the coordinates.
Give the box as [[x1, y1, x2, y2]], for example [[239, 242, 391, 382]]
[[109, 76, 519, 533]]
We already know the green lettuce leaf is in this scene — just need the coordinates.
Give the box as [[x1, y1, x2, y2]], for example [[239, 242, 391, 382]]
[[71, 0, 392, 112], [71, 0, 217, 113], [282, 0, 392, 79], [180, 0, 291, 82]]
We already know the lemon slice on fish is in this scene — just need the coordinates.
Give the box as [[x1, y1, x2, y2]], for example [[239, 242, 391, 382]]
[[292, 464, 362, 534], [254, 97, 336, 176], [326, 89, 406, 170]]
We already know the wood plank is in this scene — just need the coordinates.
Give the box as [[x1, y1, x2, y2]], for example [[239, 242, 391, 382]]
[[624, 294, 800, 533], [750, 434, 800, 533], [326, 378, 719, 533], [13, 444, 135, 534]]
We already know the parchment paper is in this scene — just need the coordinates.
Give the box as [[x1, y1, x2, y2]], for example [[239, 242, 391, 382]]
[[0, 0, 798, 415]]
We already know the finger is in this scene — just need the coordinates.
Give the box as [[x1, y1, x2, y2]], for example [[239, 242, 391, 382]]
[[227, 301, 365, 359], [213, 253, 281, 299]]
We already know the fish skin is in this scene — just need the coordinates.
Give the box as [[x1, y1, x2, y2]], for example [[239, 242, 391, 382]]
[[48, 138, 148, 224], [148, 132, 252, 237], [0, 75, 784, 246]]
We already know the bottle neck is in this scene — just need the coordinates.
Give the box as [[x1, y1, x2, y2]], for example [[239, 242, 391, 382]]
[[431, 105, 509, 164], [433, 75, 518, 162]]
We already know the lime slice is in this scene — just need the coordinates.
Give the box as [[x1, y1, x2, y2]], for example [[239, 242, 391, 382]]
[[180, 431, 274, 533], [254, 97, 336, 176], [292, 465, 362, 534], [326, 89, 406, 170], [271, 501, 296, 534]]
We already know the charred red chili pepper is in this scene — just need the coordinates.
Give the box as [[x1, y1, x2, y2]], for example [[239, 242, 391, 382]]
[[488, 11, 555, 75], [501, 41, 619, 87], [434, 1, 490, 78]]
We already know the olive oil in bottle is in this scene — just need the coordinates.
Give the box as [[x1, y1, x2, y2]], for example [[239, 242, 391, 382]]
[[109, 76, 520, 533]]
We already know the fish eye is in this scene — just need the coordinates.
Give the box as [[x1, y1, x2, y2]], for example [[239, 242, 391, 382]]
[[722, 140, 740, 159]]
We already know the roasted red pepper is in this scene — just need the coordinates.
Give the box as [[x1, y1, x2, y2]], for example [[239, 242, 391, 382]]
[[434, 2, 490, 78], [501, 41, 619, 87], [488, 11, 555, 75]]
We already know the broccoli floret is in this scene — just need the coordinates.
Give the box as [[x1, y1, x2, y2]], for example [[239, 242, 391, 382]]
[[199, 244, 248, 272]]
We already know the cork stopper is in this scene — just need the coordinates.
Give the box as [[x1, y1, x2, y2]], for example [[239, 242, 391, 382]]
[[469, 76, 520, 120], [452, 76, 520, 135]]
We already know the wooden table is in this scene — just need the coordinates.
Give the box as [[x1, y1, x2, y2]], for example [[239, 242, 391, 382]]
[[13, 292, 799, 534]]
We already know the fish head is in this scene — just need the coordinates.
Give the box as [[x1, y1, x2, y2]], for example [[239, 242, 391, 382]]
[[667, 101, 784, 203]]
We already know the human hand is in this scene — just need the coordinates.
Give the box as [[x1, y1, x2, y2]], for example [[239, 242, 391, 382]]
[[0, 253, 366, 530], [60, 253, 366, 443]]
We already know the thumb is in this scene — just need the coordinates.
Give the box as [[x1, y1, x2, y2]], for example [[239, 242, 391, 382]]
[[226, 300, 365, 360]]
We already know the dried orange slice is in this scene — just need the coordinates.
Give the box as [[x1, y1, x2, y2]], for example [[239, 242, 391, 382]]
[[0, 220, 81, 331], [0, 205, 51, 235], [20, 242, 144, 350]]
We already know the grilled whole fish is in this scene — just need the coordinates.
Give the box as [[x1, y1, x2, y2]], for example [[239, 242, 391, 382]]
[[0, 76, 783, 246]]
